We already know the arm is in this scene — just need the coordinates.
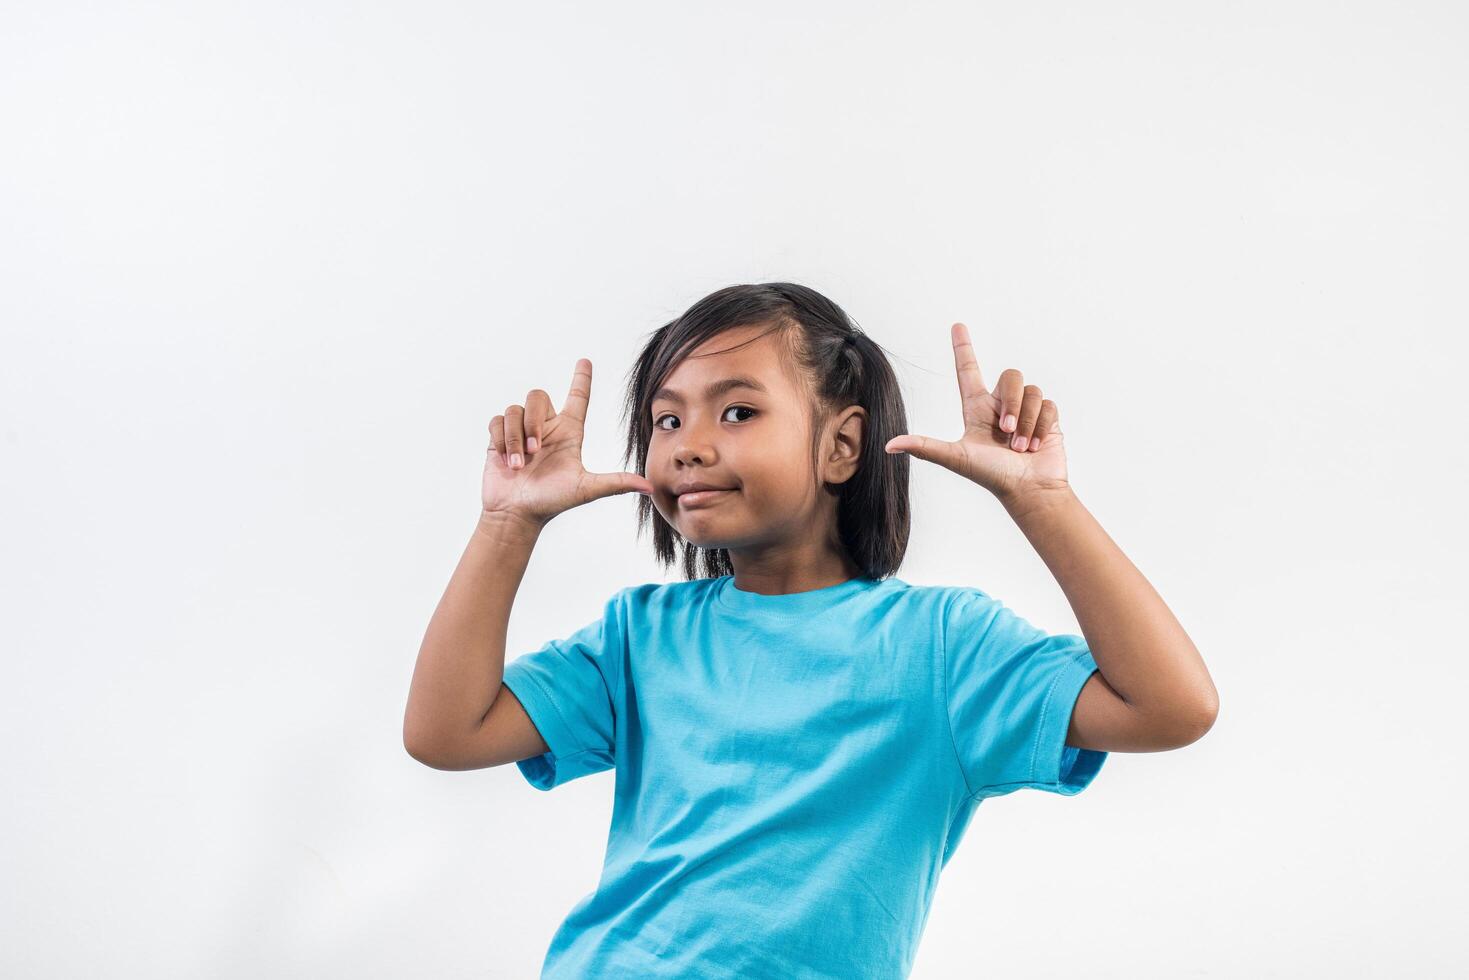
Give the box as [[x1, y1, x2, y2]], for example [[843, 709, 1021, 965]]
[[402, 512, 551, 770], [408, 357, 651, 771], [999, 485, 1220, 752], [884, 322, 1218, 755]]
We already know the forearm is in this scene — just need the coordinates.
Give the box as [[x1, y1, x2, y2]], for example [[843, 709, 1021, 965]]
[[999, 485, 1218, 731], [403, 511, 543, 759]]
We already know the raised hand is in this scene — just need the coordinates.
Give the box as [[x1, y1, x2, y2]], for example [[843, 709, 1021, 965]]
[[883, 322, 1070, 501], [483, 358, 654, 528]]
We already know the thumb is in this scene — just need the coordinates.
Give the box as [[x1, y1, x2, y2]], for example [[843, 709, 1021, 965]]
[[885, 433, 962, 470], [582, 471, 657, 502]]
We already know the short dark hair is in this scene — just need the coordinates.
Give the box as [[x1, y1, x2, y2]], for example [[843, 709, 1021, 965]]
[[618, 282, 911, 582]]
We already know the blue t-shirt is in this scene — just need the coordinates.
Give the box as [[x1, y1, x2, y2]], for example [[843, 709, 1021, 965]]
[[501, 573, 1106, 979]]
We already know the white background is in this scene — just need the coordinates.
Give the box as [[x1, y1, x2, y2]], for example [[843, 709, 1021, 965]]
[[3, 2, 1465, 977]]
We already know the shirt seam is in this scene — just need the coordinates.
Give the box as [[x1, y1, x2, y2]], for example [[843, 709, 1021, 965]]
[[523, 587, 627, 760], [513, 663, 591, 758], [1026, 649, 1094, 782], [610, 587, 629, 737], [963, 647, 1092, 800], [941, 591, 979, 799]]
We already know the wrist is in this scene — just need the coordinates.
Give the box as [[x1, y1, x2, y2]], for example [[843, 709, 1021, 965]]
[[476, 509, 547, 543], [998, 480, 1076, 521]]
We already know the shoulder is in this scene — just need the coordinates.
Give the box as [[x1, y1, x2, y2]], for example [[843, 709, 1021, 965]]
[[878, 578, 995, 617], [879, 582, 1022, 653], [615, 577, 725, 613], [842, 577, 1003, 640]]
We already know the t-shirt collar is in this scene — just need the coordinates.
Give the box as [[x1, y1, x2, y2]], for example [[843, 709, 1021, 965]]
[[714, 573, 877, 616]]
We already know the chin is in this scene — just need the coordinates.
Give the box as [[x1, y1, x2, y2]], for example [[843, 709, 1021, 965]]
[[675, 526, 726, 549], [673, 519, 748, 551]]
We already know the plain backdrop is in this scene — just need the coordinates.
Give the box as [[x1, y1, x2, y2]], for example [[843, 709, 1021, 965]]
[[3, 2, 1466, 977]]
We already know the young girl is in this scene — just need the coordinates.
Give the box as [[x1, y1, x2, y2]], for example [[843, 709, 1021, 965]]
[[404, 282, 1219, 978]]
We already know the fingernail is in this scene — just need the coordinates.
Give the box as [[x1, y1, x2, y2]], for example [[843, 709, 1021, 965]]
[[1003, 414, 1017, 432], [511, 453, 522, 468], [1014, 435, 1028, 451], [527, 437, 538, 451]]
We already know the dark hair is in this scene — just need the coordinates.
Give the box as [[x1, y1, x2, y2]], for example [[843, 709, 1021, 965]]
[[618, 282, 910, 581]]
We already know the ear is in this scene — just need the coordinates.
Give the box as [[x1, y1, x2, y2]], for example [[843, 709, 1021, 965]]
[[822, 406, 866, 486]]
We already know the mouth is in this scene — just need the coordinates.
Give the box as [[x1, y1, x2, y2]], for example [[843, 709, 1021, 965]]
[[676, 488, 735, 508]]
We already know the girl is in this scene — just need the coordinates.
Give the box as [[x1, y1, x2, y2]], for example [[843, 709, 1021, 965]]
[[404, 282, 1219, 978]]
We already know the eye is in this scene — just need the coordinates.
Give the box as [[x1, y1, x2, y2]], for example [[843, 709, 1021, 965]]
[[652, 406, 758, 431]]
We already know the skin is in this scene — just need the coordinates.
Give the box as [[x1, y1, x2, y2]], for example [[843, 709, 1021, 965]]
[[415, 326, 864, 768], [886, 322, 1220, 751], [473, 320, 1218, 756], [482, 322, 865, 597], [642, 324, 866, 596]]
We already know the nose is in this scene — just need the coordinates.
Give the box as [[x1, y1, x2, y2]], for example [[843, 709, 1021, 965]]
[[670, 415, 719, 468]]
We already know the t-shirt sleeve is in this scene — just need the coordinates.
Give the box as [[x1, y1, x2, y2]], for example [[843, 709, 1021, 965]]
[[943, 587, 1107, 800], [500, 588, 628, 791]]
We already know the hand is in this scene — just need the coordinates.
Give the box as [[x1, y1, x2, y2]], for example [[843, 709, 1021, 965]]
[[482, 358, 654, 528], [884, 322, 1070, 502]]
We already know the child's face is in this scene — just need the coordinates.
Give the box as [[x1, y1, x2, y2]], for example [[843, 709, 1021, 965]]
[[646, 324, 864, 555]]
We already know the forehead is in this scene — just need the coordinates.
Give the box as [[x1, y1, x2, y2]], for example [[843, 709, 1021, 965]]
[[656, 324, 800, 394]]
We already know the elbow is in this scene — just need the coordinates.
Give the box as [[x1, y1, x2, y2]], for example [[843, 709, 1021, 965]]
[[403, 732, 439, 768], [404, 736, 461, 771], [1160, 690, 1219, 749], [403, 721, 457, 770]]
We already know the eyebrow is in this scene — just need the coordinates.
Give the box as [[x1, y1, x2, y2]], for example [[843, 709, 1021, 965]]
[[651, 376, 770, 406]]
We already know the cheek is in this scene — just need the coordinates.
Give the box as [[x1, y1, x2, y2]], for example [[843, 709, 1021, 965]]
[[737, 444, 810, 499]]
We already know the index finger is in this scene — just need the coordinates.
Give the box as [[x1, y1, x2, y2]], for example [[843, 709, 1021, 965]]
[[951, 322, 990, 425], [561, 358, 593, 423], [524, 388, 555, 448]]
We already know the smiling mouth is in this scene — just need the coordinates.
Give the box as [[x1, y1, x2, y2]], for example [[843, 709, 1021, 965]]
[[677, 489, 734, 507]]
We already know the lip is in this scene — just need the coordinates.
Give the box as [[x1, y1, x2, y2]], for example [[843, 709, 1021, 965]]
[[677, 488, 734, 508]]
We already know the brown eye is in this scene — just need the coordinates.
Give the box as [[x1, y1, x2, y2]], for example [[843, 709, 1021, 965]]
[[653, 406, 757, 431]]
